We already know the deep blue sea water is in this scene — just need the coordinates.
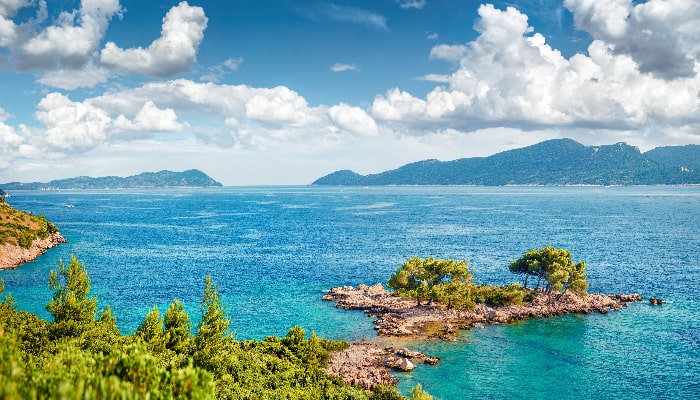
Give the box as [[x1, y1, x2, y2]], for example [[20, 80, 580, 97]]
[[2, 186, 699, 399]]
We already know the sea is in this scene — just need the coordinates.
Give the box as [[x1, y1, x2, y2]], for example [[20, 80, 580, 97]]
[[1, 186, 698, 399]]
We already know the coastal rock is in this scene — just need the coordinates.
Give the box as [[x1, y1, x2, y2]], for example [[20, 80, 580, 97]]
[[391, 357, 415, 372], [649, 297, 663, 305], [324, 342, 438, 391], [0, 232, 67, 270]]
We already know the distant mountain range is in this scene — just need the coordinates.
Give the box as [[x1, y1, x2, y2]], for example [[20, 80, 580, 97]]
[[313, 139, 700, 186], [1, 169, 223, 190]]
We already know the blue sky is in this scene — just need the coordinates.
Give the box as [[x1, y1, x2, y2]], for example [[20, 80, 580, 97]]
[[0, 0, 699, 185]]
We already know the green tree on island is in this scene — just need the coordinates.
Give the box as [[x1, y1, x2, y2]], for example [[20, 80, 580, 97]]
[[388, 248, 590, 310], [509, 246, 589, 297], [388, 257, 474, 307]]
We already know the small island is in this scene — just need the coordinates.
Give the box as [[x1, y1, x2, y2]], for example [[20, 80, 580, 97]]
[[323, 248, 644, 389], [0, 196, 66, 269], [0, 169, 222, 190]]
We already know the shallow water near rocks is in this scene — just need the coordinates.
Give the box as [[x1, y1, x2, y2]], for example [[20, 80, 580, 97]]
[[2, 186, 699, 399]]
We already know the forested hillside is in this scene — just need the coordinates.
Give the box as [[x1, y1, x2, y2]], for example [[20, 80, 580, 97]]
[[313, 139, 700, 186], [0, 257, 430, 399]]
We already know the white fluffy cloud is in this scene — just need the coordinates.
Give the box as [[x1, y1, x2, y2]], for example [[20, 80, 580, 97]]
[[329, 103, 378, 136], [564, 0, 700, 80], [371, 3, 700, 139], [35, 93, 112, 150], [32, 92, 188, 152], [100, 1, 207, 77], [0, 108, 23, 163], [1, 1, 206, 87], [0, 0, 33, 47], [4, 78, 379, 156], [16, 0, 122, 70]]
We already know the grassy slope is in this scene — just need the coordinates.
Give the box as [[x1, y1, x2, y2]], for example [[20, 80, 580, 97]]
[[0, 200, 59, 249]]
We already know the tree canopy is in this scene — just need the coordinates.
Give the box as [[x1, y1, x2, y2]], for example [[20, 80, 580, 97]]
[[1, 257, 432, 400], [508, 246, 589, 295], [388, 257, 474, 307], [388, 249, 590, 310]]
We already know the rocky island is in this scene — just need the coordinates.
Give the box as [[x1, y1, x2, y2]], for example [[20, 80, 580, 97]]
[[1, 169, 222, 190], [323, 283, 643, 340], [321, 252, 645, 390]]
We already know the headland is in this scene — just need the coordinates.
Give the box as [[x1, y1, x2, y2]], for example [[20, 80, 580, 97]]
[[0, 231, 66, 270]]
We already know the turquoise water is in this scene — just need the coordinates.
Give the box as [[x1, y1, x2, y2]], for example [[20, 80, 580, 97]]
[[2, 186, 699, 398]]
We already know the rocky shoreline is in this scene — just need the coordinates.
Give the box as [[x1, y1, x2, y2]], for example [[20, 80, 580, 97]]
[[321, 283, 643, 391], [323, 341, 439, 390], [0, 232, 67, 270]]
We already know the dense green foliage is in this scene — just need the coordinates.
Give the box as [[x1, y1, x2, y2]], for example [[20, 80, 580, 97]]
[[313, 139, 700, 185], [0, 169, 222, 190], [0, 201, 60, 249], [389, 249, 588, 309], [0, 257, 431, 399], [388, 257, 474, 308], [509, 246, 588, 296]]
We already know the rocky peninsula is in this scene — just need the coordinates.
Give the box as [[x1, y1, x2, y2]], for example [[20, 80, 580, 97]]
[[0, 232, 66, 270], [323, 283, 643, 340]]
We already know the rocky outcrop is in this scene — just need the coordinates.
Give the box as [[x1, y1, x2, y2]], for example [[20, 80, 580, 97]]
[[323, 284, 644, 340], [323, 341, 438, 391], [649, 297, 663, 305], [0, 232, 67, 270]]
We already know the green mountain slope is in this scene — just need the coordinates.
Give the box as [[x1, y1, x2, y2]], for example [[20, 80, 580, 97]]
[[1, 169, 223, 190], [313, 139, 700, 186]]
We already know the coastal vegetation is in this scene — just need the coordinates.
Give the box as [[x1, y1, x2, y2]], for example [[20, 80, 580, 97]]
[[0, 256, 431, 399], [388, 247, 588, 311], [0, 200, 60, 249]]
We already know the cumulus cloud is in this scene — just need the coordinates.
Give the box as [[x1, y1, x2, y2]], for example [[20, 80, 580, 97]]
[[11, 78, 381, 156], [0, 108, 23, 160], [370, 3, 700, 139], [0, 0, 35, 47], [31, 92, 188, 152], [100, 1, 207, 77], [16, 0, 122, 70], [35, 93, 112, 150], [328, 103, 378, 136], [564, 0, 700, 80], [331, 63, 358, 72], [1, 1, 209, 88], [37, 61, 110, 89]]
